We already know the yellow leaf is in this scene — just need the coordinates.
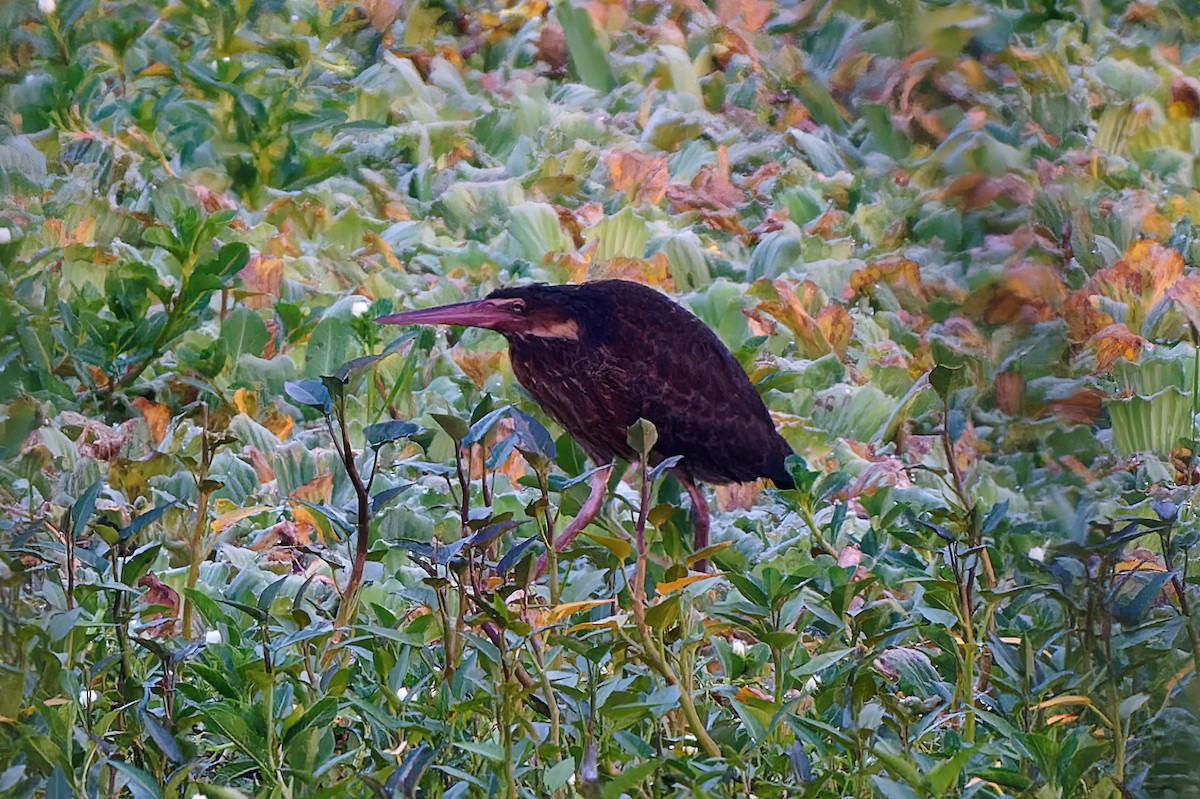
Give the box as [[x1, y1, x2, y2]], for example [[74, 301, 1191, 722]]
[[42, 696, 70, 706], [211, 505, 273, 532], [136, 62, 174, 78], [543, 599, 614, 625], [565, 618, 623, 635], [1035, 695, 1113, 728], [687, 541, 734, 566], [584, 532, 633, 561], [656, 572, 725, 597], [232, 387, 257, 417], [1046, 713, 1080, 726], [1035, 694, 1097, 709]]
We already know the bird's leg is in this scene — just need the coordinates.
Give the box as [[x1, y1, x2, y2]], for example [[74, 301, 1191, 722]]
[[534, 465, 613, 579], [678, 473, 711, 571]]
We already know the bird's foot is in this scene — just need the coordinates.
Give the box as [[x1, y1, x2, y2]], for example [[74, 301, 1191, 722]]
[[680, 475, 711, 572], [533, 465, 612, 580]]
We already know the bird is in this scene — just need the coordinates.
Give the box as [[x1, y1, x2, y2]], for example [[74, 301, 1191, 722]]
[[377, 280, 794, 568]]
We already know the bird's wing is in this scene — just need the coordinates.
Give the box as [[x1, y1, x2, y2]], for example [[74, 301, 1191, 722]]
[[631, 303, 789, 484]]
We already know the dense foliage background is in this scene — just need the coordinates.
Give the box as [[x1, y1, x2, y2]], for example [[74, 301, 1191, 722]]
[[3, 0, 1200, 796]]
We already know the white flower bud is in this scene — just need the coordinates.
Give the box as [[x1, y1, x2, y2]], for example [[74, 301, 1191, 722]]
[[38, 0, 56, 14], [0, 228, 11, 244], [204, 629, 223, 645], [79, 689, 99, 705], [351, 298, 372, 318]]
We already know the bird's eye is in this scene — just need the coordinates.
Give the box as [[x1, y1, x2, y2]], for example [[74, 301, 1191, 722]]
[[511, 300, 527, 314]]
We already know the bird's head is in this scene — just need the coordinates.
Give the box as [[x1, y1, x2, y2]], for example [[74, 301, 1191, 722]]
[[375, 285, 581, 340]]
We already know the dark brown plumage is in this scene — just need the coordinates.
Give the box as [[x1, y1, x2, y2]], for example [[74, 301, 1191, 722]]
[[485, 281, 794, 488], [378, 279, 794, 562]]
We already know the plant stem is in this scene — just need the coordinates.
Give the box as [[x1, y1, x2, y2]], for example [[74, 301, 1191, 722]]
[[324, 406, 372, 666], [628, 459, 720, 758], [530, 637, 561, 751], [182, 403, 211, 639]]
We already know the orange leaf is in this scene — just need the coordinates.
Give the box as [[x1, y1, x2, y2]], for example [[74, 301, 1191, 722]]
[[238, 255, 284, 309], [66, 217, 96, 246], [131, 397, 170, 445], [88, 365, 110, 388], [262, 409, 293, 441], [137, 573, 180, 619], [715, 482, 762, 511], [815, 304, 852, 358], [542, 599, 615, 625], [655, 572, 724, 597], [1087, 323, 1147, 372], [592, 253, 672, 287], [984, 264, 1064, 325], [606, 150, 668, 205], [211, 505, 273, 532], [692, 151, 743, 211], [1063, 290, 1113, 343], [247, 446, 275, 483], [1045, 387, 1105, 425], [291, 473, 333, 504], [451, 346, 504, 389], [734, 685, 776, 704], [994, 371, 1022, 415], [1090, 240, 1184, 331], [754, 279, 831, 358], [845, 258, 925, 304], [249, 519, 303, 552], [1166, 274, 1200, 329]]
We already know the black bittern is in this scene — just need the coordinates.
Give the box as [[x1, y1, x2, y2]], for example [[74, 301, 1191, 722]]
[[378, 280, 794, 567]]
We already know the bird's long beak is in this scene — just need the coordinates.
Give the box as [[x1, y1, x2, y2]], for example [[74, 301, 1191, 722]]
[[375, 299, 513, 330]]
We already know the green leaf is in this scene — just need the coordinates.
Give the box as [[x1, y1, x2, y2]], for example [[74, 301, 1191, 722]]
[[556, 2, 616, 93], [305, 317, 355, 379], [364, 419, 424, 448], [600, 760, 658, 799], [626, 418, 657, 459], [106, 760, 161, 799], [463, 404, 513, 446], [69, 479, 104, 539], [793, 648, 854, 677], [452, 740, 505, 762], [121, 543, 161, 586], [196, 242, 250, 285], [138, 705, 184, 764], [257, 575, 290, 613], [511, 408, 556, 460], [0, 396, 41, 460], [431, 413, 469, 442], [929, 364, 958, 401], [497, 534, 540, 573], [332, 353, 388, 384], [121, 503, 176, 541], [544, 757, 575, 791], [925, 743, 979, 794], [285, 379, 333, 414], [220, 306, 269, 364]]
